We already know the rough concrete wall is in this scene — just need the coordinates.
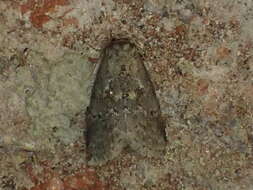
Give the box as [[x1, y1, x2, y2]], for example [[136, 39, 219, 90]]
[[0, 0, 253, 189]]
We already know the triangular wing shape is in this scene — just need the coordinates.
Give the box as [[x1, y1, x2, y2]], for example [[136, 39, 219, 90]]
[[86, 41, 166, 165]]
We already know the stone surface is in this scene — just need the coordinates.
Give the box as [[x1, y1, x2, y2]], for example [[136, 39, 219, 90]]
[[0, 0, 252, 189]]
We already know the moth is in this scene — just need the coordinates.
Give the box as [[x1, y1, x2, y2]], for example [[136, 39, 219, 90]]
[[86, 40, 166, 165]]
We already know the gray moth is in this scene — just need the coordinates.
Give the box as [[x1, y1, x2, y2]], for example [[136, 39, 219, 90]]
[[86, 41, 166, 165]]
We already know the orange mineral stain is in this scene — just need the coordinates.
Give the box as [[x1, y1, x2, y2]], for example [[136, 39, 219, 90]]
[[21, 0, 70, 28], [25, 163, 107, 190]]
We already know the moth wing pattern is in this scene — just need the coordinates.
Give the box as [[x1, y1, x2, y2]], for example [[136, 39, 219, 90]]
[[86, 41, 166, 165]]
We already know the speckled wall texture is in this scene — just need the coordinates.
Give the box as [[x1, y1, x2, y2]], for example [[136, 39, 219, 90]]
[[0, 0, 253, 189]]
